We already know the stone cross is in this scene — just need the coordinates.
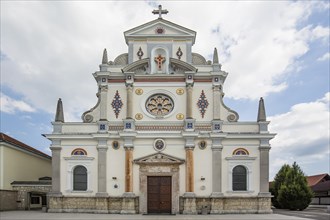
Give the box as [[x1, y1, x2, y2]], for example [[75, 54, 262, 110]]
[[154, 54, 166, 70], [152, 5, 168, 19]]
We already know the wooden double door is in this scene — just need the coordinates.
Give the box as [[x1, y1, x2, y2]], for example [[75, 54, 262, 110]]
[[147, 176, 172, 214]]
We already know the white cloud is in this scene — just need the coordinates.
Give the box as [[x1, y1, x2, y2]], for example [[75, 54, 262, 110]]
[[0, 1, 329, 120], [0, 93, 36, 114], [269, 92, 330, 178], [317, 52, 330, 61]]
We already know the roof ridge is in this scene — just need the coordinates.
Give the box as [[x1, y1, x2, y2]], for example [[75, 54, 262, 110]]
[[0, 132, 51, 159]]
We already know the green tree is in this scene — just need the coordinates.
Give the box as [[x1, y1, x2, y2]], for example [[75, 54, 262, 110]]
[[271, 164, 291, 208], [277, 162, 313, 210]]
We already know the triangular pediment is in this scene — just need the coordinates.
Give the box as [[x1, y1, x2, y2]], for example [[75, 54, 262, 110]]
[[124, 19, 196, 45], [134, 152, 185, 165]]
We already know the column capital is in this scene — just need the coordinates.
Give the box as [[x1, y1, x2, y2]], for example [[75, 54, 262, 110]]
[[96, 145, 108, 151], [212, 85, 221, 91], [50, 146, 62, 151], [125, 82, 134, 88]]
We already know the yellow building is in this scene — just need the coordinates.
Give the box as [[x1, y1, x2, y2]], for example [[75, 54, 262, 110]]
[[0, 132, 52, 210]]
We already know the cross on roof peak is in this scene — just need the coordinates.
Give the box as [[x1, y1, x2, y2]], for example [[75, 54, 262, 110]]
[[152, 5, 168, 19]]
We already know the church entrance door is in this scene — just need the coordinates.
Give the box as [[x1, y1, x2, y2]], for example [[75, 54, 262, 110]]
[[147, 176, 171, 214]]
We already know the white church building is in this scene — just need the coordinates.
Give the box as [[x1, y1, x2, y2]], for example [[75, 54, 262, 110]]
[[45, 5, 276, 214]]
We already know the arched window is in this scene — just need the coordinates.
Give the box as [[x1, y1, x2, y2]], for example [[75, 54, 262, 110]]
[[232, 165, 247, 191], [73, 166, 87, 191], [71, 148, 87, 156], [233, 148, 249, 156]]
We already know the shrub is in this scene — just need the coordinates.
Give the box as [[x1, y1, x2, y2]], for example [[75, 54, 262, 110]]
[[272, 162, 313, 210]]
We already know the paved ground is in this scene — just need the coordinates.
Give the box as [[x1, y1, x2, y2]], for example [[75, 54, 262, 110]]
[[0, 210, 313, 220], [273, 207, 330, 220]]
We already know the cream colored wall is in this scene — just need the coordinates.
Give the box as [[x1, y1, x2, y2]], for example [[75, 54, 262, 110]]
[[132, 43, 147, 62], [108, 84, 127, 121], [193, 83, 213, 122], [221, 142, 260, 196], [0, 145, 51, 190], [194, 139, 212, 196], [60, 143, 98, 196], [107, 139, 125, 196], [130, 85, 186, 122], [172, 43, 187, 62]]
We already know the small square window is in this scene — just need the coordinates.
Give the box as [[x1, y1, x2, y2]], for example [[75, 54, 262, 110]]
[[100, 124, 106, 130], [126, 123, 131, 129], [214, 124, 220, 130], [187, 123, 193, 129], [214, 77, 219, 82], [101, 78, 106, 82]]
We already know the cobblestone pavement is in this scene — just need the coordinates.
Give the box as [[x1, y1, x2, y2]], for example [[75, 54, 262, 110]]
[[0, 210, 312, 220]]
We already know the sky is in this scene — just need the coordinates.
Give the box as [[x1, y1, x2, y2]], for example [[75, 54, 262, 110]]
[[1, 1, 329, 180]]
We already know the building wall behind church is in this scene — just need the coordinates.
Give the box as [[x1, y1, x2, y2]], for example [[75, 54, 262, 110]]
[[0, 146, 51, 190]]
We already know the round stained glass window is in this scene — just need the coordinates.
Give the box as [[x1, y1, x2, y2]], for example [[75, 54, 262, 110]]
[[145, 94, 174, 117]]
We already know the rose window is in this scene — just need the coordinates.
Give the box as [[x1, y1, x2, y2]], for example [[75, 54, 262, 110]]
[[146, 94, 174, 116]]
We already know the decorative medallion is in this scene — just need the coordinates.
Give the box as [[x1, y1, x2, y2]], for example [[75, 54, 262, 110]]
[[135, 113, 143, 120], [155, 26, 165, 34], [153, 139, 166, 151], [112, 141, 120, 150], [135, 88, 143, 95], [198, 140, 207, 150], [176, 47, 183, 60], [137, 47, 144, 60], [176, 113, 184, 120], [197, 90, 209, 118], [146, 94, 174, 117], [176, 88, 184, 95], [111, 90, 123, 119]]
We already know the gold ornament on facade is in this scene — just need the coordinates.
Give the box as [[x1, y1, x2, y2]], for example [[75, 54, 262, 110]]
[[176, 113, 184, 120], [112, 141, 120, 150], [135, 88, 143, 95], [135, 113, 143, 120], [198, 140, 207, 150], [176, 88, 184, 95]]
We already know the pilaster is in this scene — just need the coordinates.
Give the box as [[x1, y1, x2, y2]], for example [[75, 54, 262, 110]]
[[125, 72, 134, 119], [96, 140, 108, 197], [124, 147, 134, 193], [49, 142, 62, 196], [259, 139, 271, 196], [213, 85, 221, 120], [99, 85, 108, 120]]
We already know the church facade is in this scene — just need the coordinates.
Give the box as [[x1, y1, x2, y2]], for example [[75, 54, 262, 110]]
[[45, 6, 276, 214]]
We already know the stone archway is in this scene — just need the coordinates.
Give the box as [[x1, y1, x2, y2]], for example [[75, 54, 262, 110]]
[[134, 152, 185, 214]]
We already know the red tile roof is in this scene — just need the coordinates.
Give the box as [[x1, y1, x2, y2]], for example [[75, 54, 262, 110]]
[[306, 174, 329, 187], [0, 132, 51, 160]]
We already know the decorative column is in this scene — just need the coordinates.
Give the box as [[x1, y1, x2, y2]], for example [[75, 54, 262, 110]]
[[213, 85, 221, 120], [121, 146, 136, 214], [185, 148, 194, 192], [96, 141, 108, 197], [49, 144, 62, 196], [182, 136, 197, 214], [259, 140, 271, 195], [99, 85, 108, 120], [186, 83, 193, 119], [210, 134, 225, 214], [126, 83, 133, 119], [124, 147, 134, 193]]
